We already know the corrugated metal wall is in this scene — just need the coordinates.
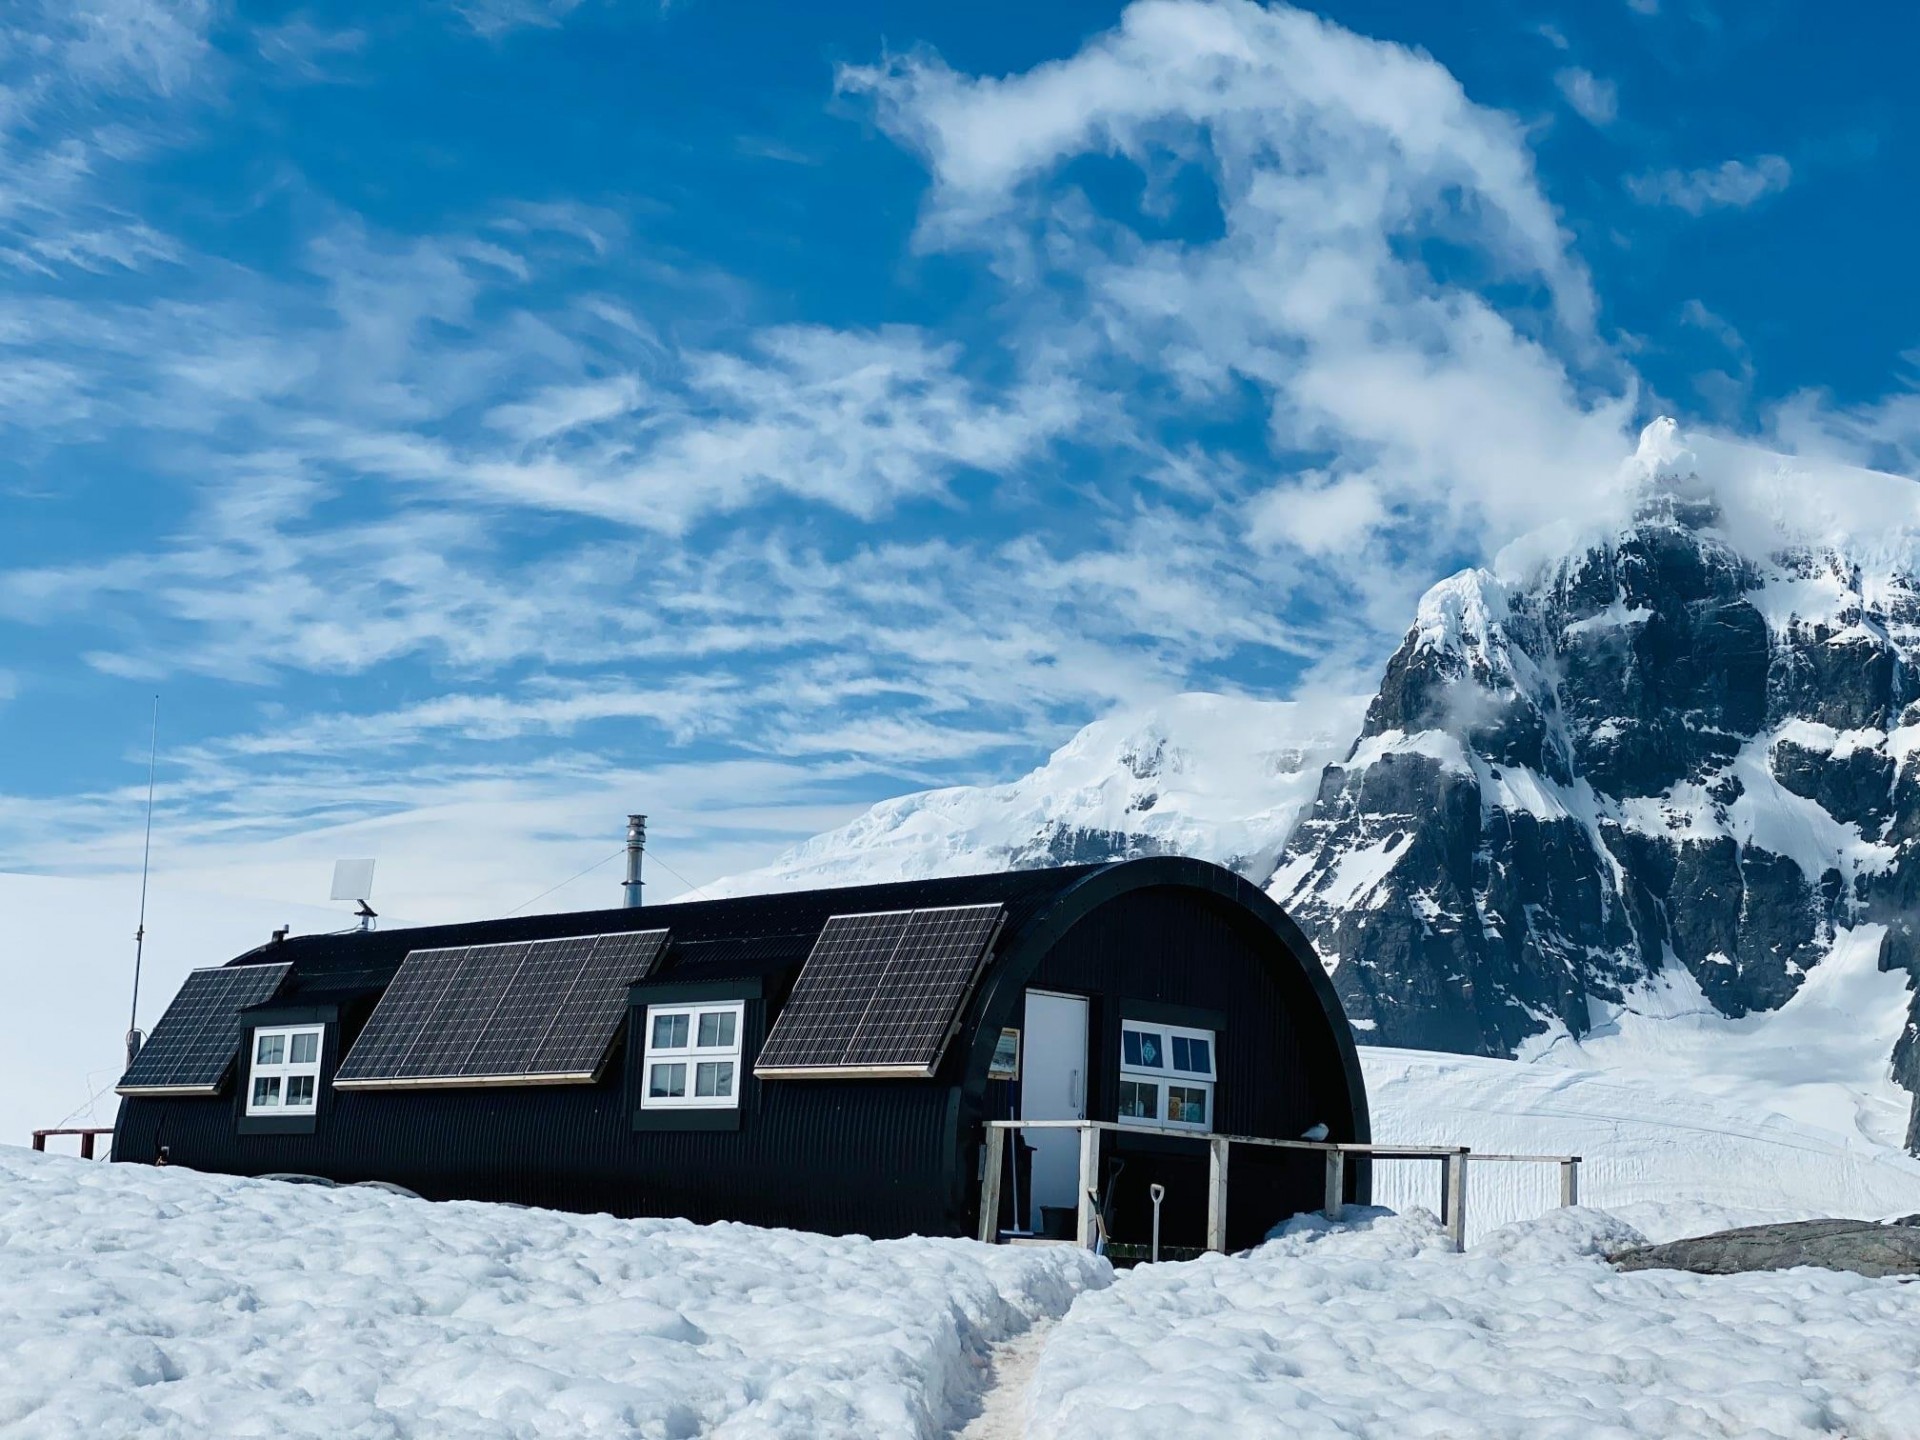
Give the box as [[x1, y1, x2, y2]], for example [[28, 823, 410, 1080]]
[[116, 997, 960, 1238]]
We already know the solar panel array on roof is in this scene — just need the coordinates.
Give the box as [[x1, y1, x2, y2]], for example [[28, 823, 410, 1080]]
[[116, 962, 291, 1095], [755, 904, 1003, 1079], [334, 930, 667, 1089]]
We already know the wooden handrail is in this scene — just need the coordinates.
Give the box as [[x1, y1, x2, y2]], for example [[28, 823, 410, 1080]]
[[32, 1127, 114, 1160], [978, 1118, 1583, 1253]]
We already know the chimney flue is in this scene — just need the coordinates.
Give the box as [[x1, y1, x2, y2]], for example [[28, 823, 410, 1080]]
[[623, 814, 647, 908]]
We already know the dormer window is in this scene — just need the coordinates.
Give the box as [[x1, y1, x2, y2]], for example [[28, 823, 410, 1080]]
[[1118, 1019, 1215, 1131], [641, 1001, 745, 1109], [246, 1025, 324, 1115]]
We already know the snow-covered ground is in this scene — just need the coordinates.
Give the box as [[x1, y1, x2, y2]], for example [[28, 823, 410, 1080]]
[[0, 1146, 1107, 1438], [10, 1149, 1919, 1440], [1027, 1207, 1920, 1439]]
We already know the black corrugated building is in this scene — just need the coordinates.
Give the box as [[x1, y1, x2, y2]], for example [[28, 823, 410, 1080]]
[[113, 856, 1370, 1250]]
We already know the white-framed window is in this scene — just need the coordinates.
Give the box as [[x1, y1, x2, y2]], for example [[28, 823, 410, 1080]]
[[1117, 1019, 1216, 1131], [641, 1001, 745, 1110], [246, 1024, 325, 1116]]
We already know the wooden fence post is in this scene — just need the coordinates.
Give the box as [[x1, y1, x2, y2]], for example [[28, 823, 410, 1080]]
[[978, 1124, 1005, 1243], [1560, 1157, 1580, 1208], [1444, 1151, 1469, 1252], [1076, 1124, 1102, 1248], [1323, 1149, 1345, 1221], [1207, 1136, 1230, 1253]]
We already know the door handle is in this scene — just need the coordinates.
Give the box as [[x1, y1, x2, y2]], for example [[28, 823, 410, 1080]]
[[1069, 1068, 1083, 1113]]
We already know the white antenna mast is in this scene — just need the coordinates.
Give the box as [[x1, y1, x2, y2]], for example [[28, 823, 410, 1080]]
[[126, 695, 158, 1071]]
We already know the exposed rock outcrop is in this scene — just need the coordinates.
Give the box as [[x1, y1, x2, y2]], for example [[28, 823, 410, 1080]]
[[1611, 1219, 1920, 1278]]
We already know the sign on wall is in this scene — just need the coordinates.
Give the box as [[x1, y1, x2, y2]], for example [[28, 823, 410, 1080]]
[[988, 1027, 1021, 1080]]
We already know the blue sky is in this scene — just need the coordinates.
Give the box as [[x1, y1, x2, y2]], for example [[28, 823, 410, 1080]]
[[3, 0, 1918, 921]]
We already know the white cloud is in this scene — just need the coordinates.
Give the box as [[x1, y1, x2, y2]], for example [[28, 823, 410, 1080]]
[[1554, 67, 1618, 127], [60, 0, 215, 96], [1247, 471, 1389, 556], [253, 15, 368, 84], [451, 0, 586, 39], [0, 1, 213, 278], [845, 0, 1633, 609], [1627, 154, 1792, 214], [1678, 298, 1754, 419]]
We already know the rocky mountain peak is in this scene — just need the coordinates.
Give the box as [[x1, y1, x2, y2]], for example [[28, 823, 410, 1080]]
[[1278, 432, 1920, 1144]]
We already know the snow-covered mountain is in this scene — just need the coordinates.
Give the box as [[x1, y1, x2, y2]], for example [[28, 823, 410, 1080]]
[[730, 421, 1920, 1151], [707, 692, 1365, 895]]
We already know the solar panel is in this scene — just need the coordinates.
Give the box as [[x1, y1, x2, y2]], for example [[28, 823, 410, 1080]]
[[331, 945, 469, 1083], [117, 962, 291, 1094], [754, 911, 910, 1076], [335, 929, 668, 1089], [840, 905, 1006, 1069], [755, 904, 1003, 1079], [527, 932, 671, 1076], [391, 941, 532, 1080], [463, 935, 597, 1078]]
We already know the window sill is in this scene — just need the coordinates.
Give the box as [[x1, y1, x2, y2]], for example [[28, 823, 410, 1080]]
[[238, 1113, 318, 1136], [633, 1107, 742, 1132]]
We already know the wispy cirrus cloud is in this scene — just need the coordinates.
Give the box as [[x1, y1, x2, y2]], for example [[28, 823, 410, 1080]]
[[0, 0, 215, 274], [253, 14, 368, 85], [1627, 153, 1792, 213], [448, 0, 586, 39], [1554, 66, 1618, 127], [2, 0, 1647, 919]]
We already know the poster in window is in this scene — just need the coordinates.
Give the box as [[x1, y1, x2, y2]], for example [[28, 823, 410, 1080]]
[[988, 1027, 1021, 1080]]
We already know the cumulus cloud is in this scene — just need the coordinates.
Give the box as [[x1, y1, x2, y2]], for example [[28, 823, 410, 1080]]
[[1554, 67, 1617, 127], [1627, 154, 1792, 214]]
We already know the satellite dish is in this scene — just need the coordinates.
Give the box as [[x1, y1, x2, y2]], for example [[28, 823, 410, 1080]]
[[330, 858, 376, 903]]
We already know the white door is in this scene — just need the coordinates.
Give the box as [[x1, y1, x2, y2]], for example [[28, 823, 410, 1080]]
[[1022, 990, 1089, 1233]]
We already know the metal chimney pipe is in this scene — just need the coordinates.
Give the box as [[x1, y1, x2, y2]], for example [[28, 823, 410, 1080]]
[[622, 814, 647, 908]]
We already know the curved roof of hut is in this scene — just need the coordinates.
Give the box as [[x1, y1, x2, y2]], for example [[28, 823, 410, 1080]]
[[236, 863, 1111, 1004]]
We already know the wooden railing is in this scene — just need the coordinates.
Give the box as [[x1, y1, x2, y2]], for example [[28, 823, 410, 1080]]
[[979, 1118, 1579, 1253], [31, 1128, 114, 1160]]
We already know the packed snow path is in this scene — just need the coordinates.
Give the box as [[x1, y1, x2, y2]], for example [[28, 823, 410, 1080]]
[[0, 1149, 1107, 1438], [1027, 1208, 1920, 1439]]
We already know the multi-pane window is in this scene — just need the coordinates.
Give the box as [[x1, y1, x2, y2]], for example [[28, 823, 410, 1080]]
[[642, 1001, 745, 1110], [1117, 1020, 1216, 1131], [246, 1025, 324, 1116]]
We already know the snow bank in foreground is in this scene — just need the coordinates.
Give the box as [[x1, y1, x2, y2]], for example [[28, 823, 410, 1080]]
[[1028, 1207, 1920, 1440], [0, 1148, 1108, 1439]]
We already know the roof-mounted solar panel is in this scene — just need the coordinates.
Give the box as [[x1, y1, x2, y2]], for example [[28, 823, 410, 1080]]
[[755, 904, 1003, 1080], [334, 930, 667, 1090], [117, 962, 292, 1095]]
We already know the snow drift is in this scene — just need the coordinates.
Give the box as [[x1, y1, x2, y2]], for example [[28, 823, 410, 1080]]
[[0, 1147, 1108, 1439], [1027, 1206, 1920, 1440]]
